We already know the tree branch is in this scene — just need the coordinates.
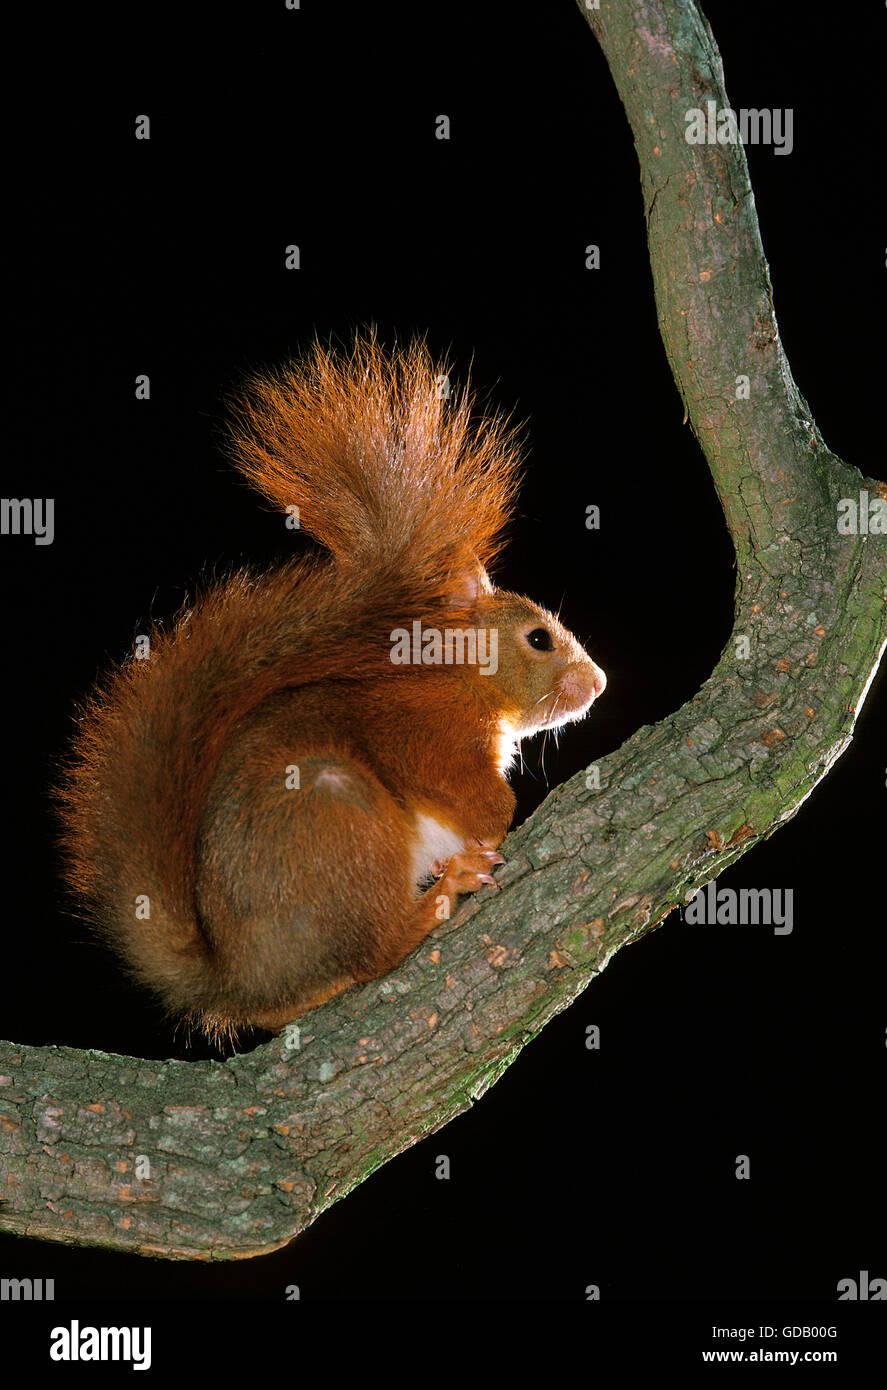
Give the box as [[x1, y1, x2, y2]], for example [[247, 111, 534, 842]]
[[1, 0, 883, 1259]]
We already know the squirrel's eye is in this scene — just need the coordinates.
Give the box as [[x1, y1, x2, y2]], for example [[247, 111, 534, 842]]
[[526, 627, 554, 652]]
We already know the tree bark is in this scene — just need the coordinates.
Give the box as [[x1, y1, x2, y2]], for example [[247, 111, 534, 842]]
[[1, 0, 883, 1259]]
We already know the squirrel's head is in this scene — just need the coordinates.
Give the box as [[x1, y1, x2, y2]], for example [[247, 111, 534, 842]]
[[443, 563, 606, 741], [477, 589, 606, 737]]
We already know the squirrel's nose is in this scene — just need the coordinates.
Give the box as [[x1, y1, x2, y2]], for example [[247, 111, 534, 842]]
[[590, 662, 607, 699]]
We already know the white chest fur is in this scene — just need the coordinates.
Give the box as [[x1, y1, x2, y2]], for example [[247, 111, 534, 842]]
[[408, 812, 464, 889], [496, 718, 520, 774]]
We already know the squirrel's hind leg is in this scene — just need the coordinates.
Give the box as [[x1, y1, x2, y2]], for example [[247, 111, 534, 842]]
[[196, 748, 433, 1032]]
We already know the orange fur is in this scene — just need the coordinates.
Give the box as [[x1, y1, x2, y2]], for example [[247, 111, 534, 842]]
[[55, 332, 605, 1045]]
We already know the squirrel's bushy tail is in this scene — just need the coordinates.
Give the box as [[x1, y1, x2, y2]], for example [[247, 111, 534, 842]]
[[56, 333, 524, 1038], [225, 330, 523, 583]]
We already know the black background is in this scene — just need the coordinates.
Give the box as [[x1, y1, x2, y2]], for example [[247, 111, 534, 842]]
[[2, 0, 884, 1334]]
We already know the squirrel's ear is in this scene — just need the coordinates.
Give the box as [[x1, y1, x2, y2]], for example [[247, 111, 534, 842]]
[[444, 562, 495, 607]]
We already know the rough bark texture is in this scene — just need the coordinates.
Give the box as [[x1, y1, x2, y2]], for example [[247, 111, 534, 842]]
[[1, 0, 883, 1259]]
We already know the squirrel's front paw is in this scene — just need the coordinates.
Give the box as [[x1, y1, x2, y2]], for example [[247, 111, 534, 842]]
[[433, 848, 504, 896], [402, 847, 507, 949]]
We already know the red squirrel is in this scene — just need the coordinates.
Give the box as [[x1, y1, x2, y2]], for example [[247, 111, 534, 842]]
[[56, 334, 606, 1045]]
